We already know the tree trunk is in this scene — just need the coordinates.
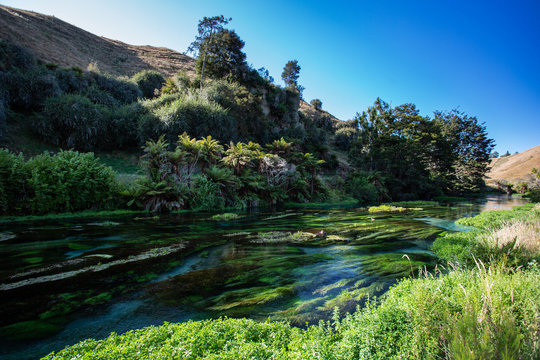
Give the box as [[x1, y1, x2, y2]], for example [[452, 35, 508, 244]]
[[200, 52, 207, 89]]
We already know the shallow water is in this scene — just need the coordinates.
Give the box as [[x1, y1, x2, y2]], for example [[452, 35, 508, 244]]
[[0, 195, 526, 359]]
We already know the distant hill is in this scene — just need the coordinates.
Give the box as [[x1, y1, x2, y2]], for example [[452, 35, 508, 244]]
[[486, 145, 540, 185], [0, 5, 195, 77]]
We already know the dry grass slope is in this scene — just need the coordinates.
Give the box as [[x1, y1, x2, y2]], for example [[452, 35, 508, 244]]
[[0, 5, 195, 77], [486, 144, 540, 185]]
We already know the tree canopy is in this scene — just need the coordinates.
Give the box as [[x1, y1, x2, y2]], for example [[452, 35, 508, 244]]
[[281, 60, 301, 90]]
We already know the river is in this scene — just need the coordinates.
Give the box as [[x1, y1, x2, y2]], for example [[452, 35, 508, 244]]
[[0, 195, 526, 359]]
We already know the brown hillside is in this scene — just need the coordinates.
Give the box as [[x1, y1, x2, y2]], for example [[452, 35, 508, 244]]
[[0, 5, 195, 77], [486, 144, 540, 185]]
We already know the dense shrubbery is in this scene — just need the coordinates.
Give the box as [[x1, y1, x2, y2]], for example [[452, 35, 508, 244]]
[[131, 70, 165, 99], [125, 134, 324, 212], [0, 149, 118, 214]]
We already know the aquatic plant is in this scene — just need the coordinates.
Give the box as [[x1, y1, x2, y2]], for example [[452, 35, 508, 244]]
[[211, 213, 240, 221]]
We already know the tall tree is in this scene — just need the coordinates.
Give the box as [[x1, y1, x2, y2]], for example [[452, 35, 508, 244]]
[[194, 29, 246, 80], [281, 60, 301, 90], [434, 110, 495, 192], [188, 15, 231, 89]]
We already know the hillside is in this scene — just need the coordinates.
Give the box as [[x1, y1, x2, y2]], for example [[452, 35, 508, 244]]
[[0, 5, 195, 77], [486, 144, 540, 185]]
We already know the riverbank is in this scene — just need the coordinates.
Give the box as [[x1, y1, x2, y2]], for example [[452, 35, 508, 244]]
[[40, 201, 540, 359]]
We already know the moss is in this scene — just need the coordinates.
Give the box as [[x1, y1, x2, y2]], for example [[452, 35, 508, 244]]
[[83, 292, 112, 305], [211, 213, 240, 221], [368, 205, 406, 212], [0, 320, 64, 340], [24, 256, 43, 264]]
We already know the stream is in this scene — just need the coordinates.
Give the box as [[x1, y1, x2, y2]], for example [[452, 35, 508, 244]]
[[0, 195, 526, 359]]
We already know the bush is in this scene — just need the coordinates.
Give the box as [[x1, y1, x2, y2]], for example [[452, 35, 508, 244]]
[[150, 96, 237, 143], [89, 72, 141, 104], [190, 175, 225, 211], [0, 149, 30, 214], [83, 85, 119, 107], [101, 102, 146, 149], [345, 171, 379, 204], [334, 127, 356, 151], [131, 70, 165, 99], [0, 40, 36, 71], [6, 67, 62, 110], [26, 150, 117, 214], [37, 94, 106, 150]]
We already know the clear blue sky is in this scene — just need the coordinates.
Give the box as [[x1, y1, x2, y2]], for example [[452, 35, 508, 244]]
[[3, 0, 540, 153]]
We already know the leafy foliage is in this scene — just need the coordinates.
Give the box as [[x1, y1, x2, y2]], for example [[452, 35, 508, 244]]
[[0, 149, 118, 215], [131, 70, 165, 99]]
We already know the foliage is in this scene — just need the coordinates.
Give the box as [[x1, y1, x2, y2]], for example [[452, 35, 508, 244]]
[[281, 59, 301, 90], [131, 70, 165, 99], [344, 171, 381, 204], [349, 99, 493, 200], [0, 149, 29, 213], [333, 127, 356, 151], [191, 175, 225, 211], [27, 151, 118, 214], [434, 109, 495, 193], [0, 149, 117, 215], [310, 98, 322, 110], [0, 40, 36, 71], [194, 29, 247, 81], [188, 15, 232, 88], [37, 94, 106, 151]]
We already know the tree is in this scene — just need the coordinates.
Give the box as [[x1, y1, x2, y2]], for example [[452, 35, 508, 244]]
[[257, 67, 274, 83], [194, 29, 247, 80], [281, 60, 301, 90], [434, 109, 495, 192], [490, 151, 499, 158], [310, 99, 322, 110], [188, 15, 231, 89]]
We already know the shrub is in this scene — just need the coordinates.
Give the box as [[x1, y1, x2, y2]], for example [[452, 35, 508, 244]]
[[345, 171, 379, 204], [334, 127, 356, 151], [0, 149, 30, 214], [26, 150, 117, 214], [131, 70, 165, 99], [89, 72, 141, 104], [6, 67, 62, 110], [0, 40, 36, 71], [190, 175, 225, 211], [101, 102, 146, 149], [38, 94, 106, 150], [151, 96, 237, 143], [83, 85, 119, 107], [54, 67, 89, 93]]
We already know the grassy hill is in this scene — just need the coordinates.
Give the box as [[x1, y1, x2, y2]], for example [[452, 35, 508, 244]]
[[487, 145, 540, 185], [0, 5, 195, 77]]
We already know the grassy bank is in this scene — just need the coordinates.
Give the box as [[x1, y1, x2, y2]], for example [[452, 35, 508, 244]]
[[42, 202, 540, 359]]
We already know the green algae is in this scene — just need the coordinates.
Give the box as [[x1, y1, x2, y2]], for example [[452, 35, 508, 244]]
[[0, 320, 64, 340], [211, 213, 241, 221], [84, 292, 112, 305]]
